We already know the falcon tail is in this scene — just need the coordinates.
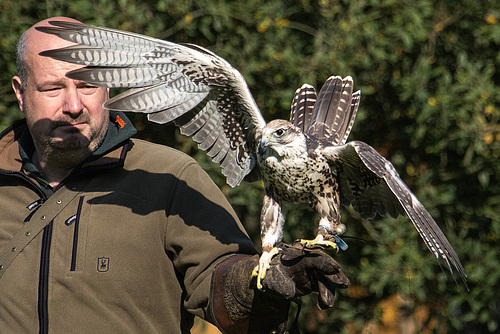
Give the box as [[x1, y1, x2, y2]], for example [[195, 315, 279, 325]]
[[290, 84, 317, 132], [305, 76, 361, 145]]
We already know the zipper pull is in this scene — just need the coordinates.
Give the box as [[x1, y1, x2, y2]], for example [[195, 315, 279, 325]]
[[27, 199, 43, 211], [65, 214, 77, 226], [24, 199, 45, 223]]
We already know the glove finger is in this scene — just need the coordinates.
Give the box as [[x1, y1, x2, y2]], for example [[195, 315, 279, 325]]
[[322, 270, 350, 288], [279, 244, 306, 262], [317, 278, 336, 310], [308, 252, 342, 275], [263, 264, 297, 299], [279, 244, 341, 275]]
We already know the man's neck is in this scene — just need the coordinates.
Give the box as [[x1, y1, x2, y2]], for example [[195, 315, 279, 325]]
[[32, 149, 86, 188]]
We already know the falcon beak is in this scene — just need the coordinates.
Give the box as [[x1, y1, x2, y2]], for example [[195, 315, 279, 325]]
[[260, 134, 271, 147], [261, 134, 270, 145], [259, 134, 271, 154]]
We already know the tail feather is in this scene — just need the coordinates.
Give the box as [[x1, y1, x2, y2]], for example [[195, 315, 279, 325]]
[[306, 76, 360, 145], [290, 84, 317, 132]]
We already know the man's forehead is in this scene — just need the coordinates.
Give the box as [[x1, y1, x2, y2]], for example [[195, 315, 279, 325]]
[[25, 34, 73, 61], [23, 18, 80, 62], [23, 31, 83, 82]]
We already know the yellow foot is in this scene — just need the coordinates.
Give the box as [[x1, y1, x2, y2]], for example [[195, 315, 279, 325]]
[[299, 234, 338, 250], [252, 247, 280, 290]]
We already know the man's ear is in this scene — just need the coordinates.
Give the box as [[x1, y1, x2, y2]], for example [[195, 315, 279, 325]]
[[12, 76, 25, 112]]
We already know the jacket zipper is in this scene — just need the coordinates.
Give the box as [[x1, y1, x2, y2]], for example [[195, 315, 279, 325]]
[[38, 221, 53, 334], [4, 171, 52, 334], [70, 196, 85, 271]]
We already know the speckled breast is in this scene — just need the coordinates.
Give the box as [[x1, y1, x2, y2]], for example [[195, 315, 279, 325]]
[[259, 154, 335, 204]]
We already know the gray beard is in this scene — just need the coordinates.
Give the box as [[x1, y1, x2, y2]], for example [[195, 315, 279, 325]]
[[33, 126, 106, 171]]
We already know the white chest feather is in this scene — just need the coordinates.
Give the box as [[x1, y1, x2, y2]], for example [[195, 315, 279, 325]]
[[259, 151, 333, 203]]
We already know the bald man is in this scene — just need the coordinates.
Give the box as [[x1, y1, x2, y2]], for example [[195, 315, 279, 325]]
[[12, 18, 110, 187], [0, 18, 349, 333]]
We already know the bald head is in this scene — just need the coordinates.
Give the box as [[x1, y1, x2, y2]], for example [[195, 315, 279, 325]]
[[16, 17, 81, 88]]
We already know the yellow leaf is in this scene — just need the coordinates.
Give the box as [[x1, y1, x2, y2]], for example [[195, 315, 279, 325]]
[[434, 22, 445, 32], [485, 14, 497, 25], [484, 133, 493, 145], [484, 105, 495, 115]]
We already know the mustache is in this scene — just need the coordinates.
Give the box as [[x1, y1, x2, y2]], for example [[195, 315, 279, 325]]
[[50, 114, 91, 130]]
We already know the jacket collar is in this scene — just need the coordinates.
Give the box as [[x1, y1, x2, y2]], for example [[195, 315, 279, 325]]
[[0, 111, 137, 174]]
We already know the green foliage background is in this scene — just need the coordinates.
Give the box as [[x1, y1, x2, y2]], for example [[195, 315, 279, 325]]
[[1, 0, 498, 332]]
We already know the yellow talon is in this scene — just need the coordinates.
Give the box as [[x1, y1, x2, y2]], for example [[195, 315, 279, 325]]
[[299, 234, 338, 250], [251, 265, 259, 277], [252, 247, 280, 289]]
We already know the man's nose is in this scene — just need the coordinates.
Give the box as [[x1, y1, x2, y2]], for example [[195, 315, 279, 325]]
[[62, 87, 84, 116]]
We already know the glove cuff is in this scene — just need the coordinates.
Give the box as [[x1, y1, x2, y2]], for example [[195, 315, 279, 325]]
[[209, 254, 290, 334]]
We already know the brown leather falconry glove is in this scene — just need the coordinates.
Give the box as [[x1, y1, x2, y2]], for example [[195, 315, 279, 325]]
[[209, 243, 349, 334]]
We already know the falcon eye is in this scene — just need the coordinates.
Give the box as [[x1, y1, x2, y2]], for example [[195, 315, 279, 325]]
[[275, 128, 285, 137]]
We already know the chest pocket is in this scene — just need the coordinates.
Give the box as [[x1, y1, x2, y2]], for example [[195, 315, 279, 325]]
[[54, 191, 166, 276]]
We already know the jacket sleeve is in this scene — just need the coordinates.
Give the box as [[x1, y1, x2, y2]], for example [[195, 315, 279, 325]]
[[162, 159, 258, 320]]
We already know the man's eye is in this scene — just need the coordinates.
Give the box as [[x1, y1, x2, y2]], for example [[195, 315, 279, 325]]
[[79, 85, 98, 94], [41, 87, 62, 96]]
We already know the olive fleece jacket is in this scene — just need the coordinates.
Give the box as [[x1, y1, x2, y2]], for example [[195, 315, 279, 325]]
[[0, 112, 257, 333]]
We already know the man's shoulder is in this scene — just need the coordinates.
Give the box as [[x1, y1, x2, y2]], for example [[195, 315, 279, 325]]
[[128, 138, 192, 158], [125, 138, 198, 170]]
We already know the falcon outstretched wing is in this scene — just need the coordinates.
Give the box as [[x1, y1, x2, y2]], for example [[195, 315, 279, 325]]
[[36, 21, 267, 187], [321, 141, 467, 284], [306, 76, 361, 145]]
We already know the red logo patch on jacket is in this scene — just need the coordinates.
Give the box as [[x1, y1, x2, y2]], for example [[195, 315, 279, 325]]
[[115, 115, 126, 129]]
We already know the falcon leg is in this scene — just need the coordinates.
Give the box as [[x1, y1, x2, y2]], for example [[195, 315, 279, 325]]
[[253, 194, 284, 289], [252, 247, 280, 290]]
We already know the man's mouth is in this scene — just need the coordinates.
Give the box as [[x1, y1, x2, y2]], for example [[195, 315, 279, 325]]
[[53, 122, 87, 132]]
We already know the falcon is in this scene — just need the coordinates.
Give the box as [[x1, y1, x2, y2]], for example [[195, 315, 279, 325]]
[[37, 21, 467, 289]]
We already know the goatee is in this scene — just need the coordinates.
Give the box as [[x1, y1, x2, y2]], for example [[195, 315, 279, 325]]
[[30, 113, 108, 170]]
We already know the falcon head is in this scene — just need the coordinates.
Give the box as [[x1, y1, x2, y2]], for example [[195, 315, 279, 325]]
[[259, 120, 307, 158]]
